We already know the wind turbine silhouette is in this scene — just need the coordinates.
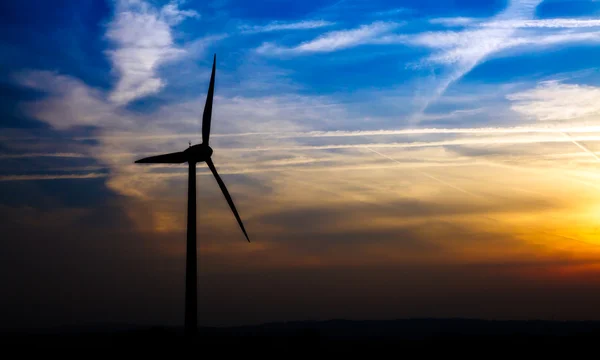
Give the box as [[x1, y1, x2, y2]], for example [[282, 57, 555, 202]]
[[134, 54, 249, 335]]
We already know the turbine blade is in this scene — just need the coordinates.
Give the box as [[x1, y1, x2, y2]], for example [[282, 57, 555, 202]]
[[134, 152, 186, 164], [206, 158, 250, 242], [202, 54, 216, 145]]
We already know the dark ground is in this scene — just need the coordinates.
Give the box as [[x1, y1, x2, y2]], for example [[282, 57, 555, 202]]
[[3, 319, 600, 353]]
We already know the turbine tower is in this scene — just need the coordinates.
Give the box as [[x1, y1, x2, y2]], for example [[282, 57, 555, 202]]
[[134, 54, 249, 336]]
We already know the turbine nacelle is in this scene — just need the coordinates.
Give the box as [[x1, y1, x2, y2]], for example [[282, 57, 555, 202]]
[[184, 143, 213, 163]]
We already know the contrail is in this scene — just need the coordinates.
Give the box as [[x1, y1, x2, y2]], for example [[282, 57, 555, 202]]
[[10, 132, 600, 164], [7, 125, 600, 143], [480, 158, 600, 191], [365, 147, 479, 197], [562, 132, 600, 162], [96, 125, 600, 141], [409, 0, 543, 123], [221, 134, 600, 152], [7, 132, 600, 159], [0, 173, 107, 181], [132, 159, 477, 178], [0, 152, 88, 159], [484, 18, 600, 29]]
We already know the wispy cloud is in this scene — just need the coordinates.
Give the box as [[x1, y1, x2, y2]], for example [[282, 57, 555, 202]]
[[508, 80, 600, 163], [186, 34, 229, 57], [432, 18, 600, 29], [484, 18, 600, 29], [257, 21, 401, 55], [509, 30, 600, 49], [160, 0, 200, 25], [429, 17, 477, 27], [240, 20, 334, 34], [15, 70, 122, 130], [395, 29, 600, 68], [106, 0, 199, 105], [373, 8, 411, 17], [508, 81, 600, 121]]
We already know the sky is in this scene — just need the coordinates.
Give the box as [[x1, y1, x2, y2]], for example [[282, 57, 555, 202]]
[[3, 0, 600, 329]]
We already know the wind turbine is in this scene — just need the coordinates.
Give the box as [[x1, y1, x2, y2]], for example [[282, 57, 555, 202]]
[[134, 54, 249, 336]]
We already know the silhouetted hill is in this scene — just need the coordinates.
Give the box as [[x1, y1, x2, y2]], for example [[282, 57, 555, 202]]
[[3, 319, 600, 353]]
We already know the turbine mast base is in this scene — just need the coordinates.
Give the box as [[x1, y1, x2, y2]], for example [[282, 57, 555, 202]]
[[184, 161, 198, 336]]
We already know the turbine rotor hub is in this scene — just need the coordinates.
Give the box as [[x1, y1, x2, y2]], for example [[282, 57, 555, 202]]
[[184, 143, 213, 162]]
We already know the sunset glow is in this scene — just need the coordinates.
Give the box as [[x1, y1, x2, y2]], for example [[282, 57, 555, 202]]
[[3, 0, 600, 328]]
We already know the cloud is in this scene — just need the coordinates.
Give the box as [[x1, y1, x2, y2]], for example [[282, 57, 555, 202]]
[[160, 0, 200, 25], [15, 70, 123, 130], [240, 20, 334, 34], [503, 81, 600, 164], [508, 81, 600, 121], [106, 0, 199, 105], [256, 21, 401, 55]]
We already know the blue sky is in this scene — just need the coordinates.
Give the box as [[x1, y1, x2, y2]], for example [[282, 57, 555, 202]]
[[4, 0, 600, 179], [4, 0, 600, 133], [5, 0, 600, 328]]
